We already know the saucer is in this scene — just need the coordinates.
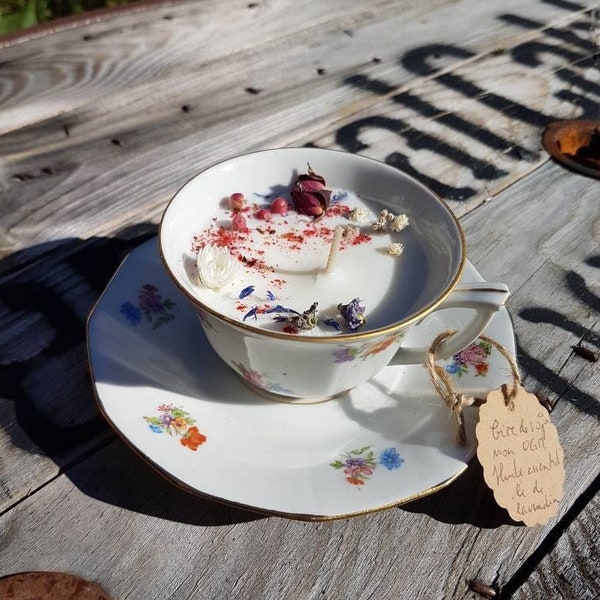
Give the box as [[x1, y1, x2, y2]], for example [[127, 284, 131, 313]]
[[87, 238, 515, 520]]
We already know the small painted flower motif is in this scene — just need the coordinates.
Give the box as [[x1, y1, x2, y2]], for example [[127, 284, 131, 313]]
[[143, 405, 206, 451], [379, 447, 404, 471], [180, 426, 208, 451], [333, 332, 403, 364], [120, 301, 141, 325], [232, 361, 294, 395], [333, 346, 357, 364], [445, 339, 493, 377], [331, 445, 404, 485], [121, 284, 177, 329]]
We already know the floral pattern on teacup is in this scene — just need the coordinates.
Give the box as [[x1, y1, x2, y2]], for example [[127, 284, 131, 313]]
[[330, 445, 404, 485], [332, 332, 404, 364], [445, 339, 493, 377], [120, 284, 177, 329], [143, 404, 206, 451], [232, 361, 294, 395]]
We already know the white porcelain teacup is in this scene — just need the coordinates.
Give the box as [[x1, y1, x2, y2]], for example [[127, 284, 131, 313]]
[[159, 148, 508, 402]]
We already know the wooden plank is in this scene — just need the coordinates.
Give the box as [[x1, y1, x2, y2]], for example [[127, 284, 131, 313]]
[[0, 159, 598, 598], [512, 488, 600, 600], [2, 0, 599, 270], [0, 226, 156, 512]]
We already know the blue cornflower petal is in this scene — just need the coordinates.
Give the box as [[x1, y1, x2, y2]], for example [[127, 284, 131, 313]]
[[239, 285, 255, 299], [266, 291, 276, 301], [264, 304, 300, 315], [323, 317, 342, 331], [243, 306, 258, 321]]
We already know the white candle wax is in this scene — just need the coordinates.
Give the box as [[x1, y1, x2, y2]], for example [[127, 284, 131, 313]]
[[191, 190, 416, 336]]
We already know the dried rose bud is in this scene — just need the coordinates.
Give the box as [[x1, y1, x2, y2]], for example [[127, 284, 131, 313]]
[[270, 196, 288, 215], [291, 165, 331, 217], [255, 208, 272, 221], [229, 192, 246, 211], [231, 213, 248, 231]]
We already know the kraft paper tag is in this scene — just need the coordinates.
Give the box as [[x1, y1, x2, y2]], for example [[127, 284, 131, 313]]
[[476, 384, 565, 526]]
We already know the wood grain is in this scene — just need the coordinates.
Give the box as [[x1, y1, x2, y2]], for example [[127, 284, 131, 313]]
[[513, 488, 600, 600], [1, 1, 599, 597]]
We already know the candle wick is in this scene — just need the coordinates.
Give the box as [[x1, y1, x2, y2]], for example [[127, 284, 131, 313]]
[[324, 225, 344, 272]]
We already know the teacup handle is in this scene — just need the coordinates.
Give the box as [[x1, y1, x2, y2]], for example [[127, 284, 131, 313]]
[[389, 282, 510, 365]]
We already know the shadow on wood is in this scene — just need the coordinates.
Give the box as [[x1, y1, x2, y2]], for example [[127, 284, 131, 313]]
[[400, 458, 520, 528]]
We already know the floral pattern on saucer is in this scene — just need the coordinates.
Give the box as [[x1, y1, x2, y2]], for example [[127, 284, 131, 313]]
[[331, 445, 404, 485], [143, 404, 207, 451], [232, 361, 294, 395], [333, 332, 404, 364], [120, 284, 177, 329], [445, 339, 493, 377]]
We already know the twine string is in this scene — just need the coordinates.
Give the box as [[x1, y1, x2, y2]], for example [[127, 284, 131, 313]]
[[424, 330, 522, 445]]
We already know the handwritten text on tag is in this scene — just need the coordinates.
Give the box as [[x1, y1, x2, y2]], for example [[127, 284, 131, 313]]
[[476, 385, 565, 526]]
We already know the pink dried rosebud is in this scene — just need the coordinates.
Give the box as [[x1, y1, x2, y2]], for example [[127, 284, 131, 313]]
[[270, 196, 288, 215], [229, 192, 246, 212], [291, 165, 331, 218], [255, 208, 272, 221], [231, 213, 248, 231]]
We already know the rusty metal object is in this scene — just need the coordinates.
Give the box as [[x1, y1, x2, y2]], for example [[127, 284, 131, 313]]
[[542, 120, 600, 179], [0, 572, 113, 600]]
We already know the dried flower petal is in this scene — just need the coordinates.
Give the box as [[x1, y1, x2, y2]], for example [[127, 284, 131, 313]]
[[291, 165, 331, 217], [338, 298, 366, 331], [196, 245, 238, 290], [390, 214, 409, 232], [349, 206, 370, 223], [372, 209, 390, 231], [387, 242, 404, 256], [323, 317, 342, 331], [239, 285, 255, 299], [295, 302, 319, 330]]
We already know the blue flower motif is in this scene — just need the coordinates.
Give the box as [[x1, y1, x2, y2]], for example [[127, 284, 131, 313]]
[[445, 363, 459, 374], [379, 447, 404, 470], [266, 290, 276, 301], [149, 424, 163, 434], [120, 301, 141, 325]]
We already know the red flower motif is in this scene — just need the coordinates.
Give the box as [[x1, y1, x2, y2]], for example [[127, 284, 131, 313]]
[[475, 362, 489, 375], [346, 476, 365, 485], [180, 426, 207, 451]]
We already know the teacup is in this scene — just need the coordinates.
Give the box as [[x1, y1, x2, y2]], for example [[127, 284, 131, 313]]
[[159, 148, 508, 402]]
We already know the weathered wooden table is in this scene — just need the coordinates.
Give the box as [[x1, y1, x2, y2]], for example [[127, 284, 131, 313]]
[[1, 0, 599, 598]]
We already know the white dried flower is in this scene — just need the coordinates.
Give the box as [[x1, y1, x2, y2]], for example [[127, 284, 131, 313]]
[[196, 245, 238, 290], [348, 206, 370, 223], [390, 213, 409, 232], [387, 242, 404, 257], [372, 209, 390, 231]]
